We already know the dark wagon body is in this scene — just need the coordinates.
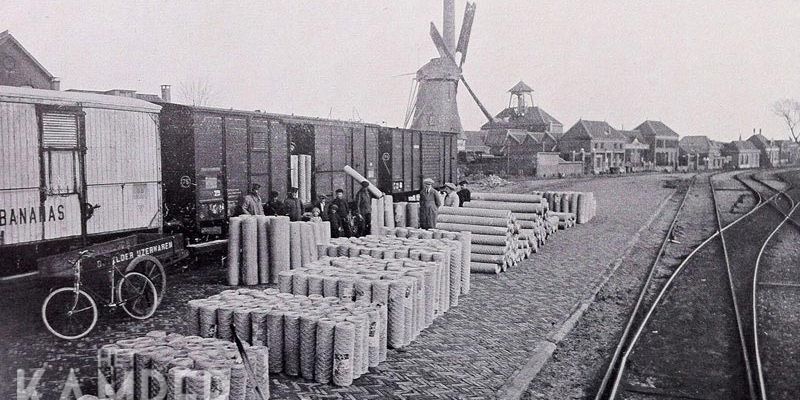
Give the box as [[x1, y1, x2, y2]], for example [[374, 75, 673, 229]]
[[157, 102, 458, 238]]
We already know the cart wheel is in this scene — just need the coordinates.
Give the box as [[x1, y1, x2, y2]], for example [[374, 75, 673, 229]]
[[117, 272, 158, 320], [41, 287, 98, 340], [127, 255, 166, 304]]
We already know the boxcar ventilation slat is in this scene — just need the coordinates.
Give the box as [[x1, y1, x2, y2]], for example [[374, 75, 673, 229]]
[[42, 113, 78, 148]]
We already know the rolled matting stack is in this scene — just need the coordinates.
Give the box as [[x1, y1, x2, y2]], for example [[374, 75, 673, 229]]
[[343, 165, 384, 198], [434, 207, 519, 273], [383, 194, 395, 229], [256, 216, 271, 284], [229, 215, 298, 286], [269, 216, 291, 283], [394, 202, 407, 227], [406, 202, 420, 228], [290, 155, 299, 193], [298, 155, 308, 204], [187, 289, 386, 387], [97, 332, 263, 400], [228, 217, 242, 286]]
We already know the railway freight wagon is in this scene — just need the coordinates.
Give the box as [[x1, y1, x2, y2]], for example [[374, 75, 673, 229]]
[[0, 86, 163, 272], [158, 102, 458, 238]]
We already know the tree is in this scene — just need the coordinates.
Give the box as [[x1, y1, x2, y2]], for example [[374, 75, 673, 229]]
[[772, 98, 800, 143], [177, 78, 215, 107]]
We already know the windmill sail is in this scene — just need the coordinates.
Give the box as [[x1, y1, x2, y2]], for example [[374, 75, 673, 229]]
[[456, 2, 476, 67]]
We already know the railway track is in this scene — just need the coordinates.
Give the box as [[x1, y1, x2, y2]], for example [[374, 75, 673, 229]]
[[594, 169, 799, 400], [746, 171, 800, 399]]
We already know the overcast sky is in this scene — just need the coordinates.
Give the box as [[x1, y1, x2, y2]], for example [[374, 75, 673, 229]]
[[3, 1, 799, 141]]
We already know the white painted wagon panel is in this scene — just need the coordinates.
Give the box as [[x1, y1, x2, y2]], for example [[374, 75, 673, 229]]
[[122, 182, 161, 230], [85, 185, 124, 234], [84, 108, 160, 185], [0, 189, 42, 245], [43, 194, 81, 240], [0, 102, 39, 191]]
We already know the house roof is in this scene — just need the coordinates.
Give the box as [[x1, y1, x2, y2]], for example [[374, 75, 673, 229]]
[[747, 134, 778, 149], [481, 106, 562, 131], [0, 84, 161, 113], [619, 129, 645, 143], [635, 120, 680, 138], [679, 135, 714, 153], [0, 31, 54, 80], [724, 140, 759, 152], [508, 81, 534, 93], [562, 120, 627, 141]]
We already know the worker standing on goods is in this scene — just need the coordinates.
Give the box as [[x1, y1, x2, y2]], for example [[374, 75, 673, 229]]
[[240, 184, 264, 215], [331, 189, 351, 236], [419, 177, 441, 229], [457, 180, 471, 206], [264, 191, 285, 216], [284, 187, 304, 221], [355, 181, 375, 236], [443, 182, 459, 208]]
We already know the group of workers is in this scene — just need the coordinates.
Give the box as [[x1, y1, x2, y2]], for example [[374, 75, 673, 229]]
[[239, 181, 377, 238], [239, 178, 471, 235]]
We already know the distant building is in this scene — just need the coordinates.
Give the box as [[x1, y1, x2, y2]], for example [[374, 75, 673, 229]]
[[634, 120, 680, 170], [722, 140, 760, 169], [678, 136, 725, 170], [480, 81, 563, 136], [746, 132, 780, 168], [620, 129, 650, 172], [775, 140, 800, 165], [559, 120, 627, 174], [0, 30, 60, 90]]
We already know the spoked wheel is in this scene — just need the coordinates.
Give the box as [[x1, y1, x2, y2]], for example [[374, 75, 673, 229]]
[[41, 288, 98, 340], [117, 272, 158, 320], [127, 255, 166, 304]]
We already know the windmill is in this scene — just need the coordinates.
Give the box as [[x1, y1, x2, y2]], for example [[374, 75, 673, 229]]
[[405, 0, 494, 133]]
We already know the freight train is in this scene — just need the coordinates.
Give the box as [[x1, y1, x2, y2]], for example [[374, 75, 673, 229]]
[[0, 86, 458, 273]]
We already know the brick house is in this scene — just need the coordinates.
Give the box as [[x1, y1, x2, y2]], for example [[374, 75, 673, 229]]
[[634, 120, 680, 170], [722, 140, 760, 169], [746, 133, 780, 168], [559, 120, 627, 173], [620, 129, 650, 172], [678, 135, 725, 170], [775, 140, 800, 165]]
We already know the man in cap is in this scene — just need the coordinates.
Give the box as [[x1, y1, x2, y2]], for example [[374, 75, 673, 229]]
[[264, 190, 285, 216], [457, 180, 471, 207], [240, 183, 264, 215], [443, 182, 460, 208], [355, 181, 375, 236], [419, 177, 441, 229], [284, 187, 304, 221], [331, 188, 352, 236], [314, 194, 330, 221]]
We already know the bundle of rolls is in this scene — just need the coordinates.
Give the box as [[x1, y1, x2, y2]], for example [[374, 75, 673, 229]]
[[540, 191, 596, 224], [326, 231, 470, 297], [432, 207, 528, 274], [227, 217, 330, 286], [186, 288, 386, 387], [96, 331, 268, 400], [276, 255, 448, 350], [291, 154, 313, 204], [472, 191, 596, 225]]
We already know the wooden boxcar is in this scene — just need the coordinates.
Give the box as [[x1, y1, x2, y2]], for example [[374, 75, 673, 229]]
[[158, 102, 458, 237], [0, 86, 163, 272]]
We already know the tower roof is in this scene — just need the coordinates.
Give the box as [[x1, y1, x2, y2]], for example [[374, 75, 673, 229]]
[[509, 81, 534, 94]]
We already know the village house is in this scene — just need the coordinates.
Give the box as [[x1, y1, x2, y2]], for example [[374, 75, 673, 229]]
[[722, 140, 760, 169], [559, 120, 627, 174], [620, 129, 650, 172], [634, 120, 680, 171], [0, 31, 60, 90], [775, 140, 800, 165], [746, 132, 780, 168], [678, 135, 725, 170]]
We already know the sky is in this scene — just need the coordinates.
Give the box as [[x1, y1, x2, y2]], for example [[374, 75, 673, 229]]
[[2, 0, 799, 142]]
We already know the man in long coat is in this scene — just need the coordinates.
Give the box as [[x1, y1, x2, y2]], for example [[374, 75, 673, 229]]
[[419, 177, 441, 229], [240, 184, 264, 215]]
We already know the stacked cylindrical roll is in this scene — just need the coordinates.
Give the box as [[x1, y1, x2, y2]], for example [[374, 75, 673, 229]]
[[291, 154, 313, 204], [275, 254, 453, 349], [539, 191, 596, 224], [96, 331, 268, 400], [228, 216, 328, 286], [186, 289, 387, 387]]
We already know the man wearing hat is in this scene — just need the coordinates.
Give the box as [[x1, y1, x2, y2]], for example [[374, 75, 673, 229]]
[[355, 181, 375, 236], [314, 194, 330, 221], [419, 177, 441, 229], [443, 182, 460, 208], [457, 180, 471, 207], [284, 187, 304, 221], [240, 183, 265, 215]]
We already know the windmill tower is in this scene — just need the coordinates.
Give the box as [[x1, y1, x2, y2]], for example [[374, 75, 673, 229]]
[[408, 1, 494, 133]]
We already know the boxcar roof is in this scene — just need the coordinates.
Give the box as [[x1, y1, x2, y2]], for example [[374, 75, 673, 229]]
[[0, 85, 161, 113]]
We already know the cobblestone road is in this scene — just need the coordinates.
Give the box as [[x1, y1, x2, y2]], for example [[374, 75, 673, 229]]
[[0, 173, 676, 399]]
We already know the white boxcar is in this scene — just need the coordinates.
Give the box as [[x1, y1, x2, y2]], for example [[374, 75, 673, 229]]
[[0, 85, 162, 247]]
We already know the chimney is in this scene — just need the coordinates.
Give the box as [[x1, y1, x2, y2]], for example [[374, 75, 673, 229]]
[[443, 0, 456, 55], [160, 84, 171, 102], [50, 78, 60, 91], [759, 128, 762, 135]]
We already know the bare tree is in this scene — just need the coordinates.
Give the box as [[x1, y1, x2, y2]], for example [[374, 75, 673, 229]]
[[772, 98, 800, 143], [177, 78, 215, 107]]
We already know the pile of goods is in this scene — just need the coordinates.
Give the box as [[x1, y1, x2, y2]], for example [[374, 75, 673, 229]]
[[186, 289, 386, 387], [540, 191, 596, 224], [324, 232, 470, 296], [227, 216, 330, 286], [95, 331, 268, 400], [291, 154, 313, 203], [276, 255, 449, 350]]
